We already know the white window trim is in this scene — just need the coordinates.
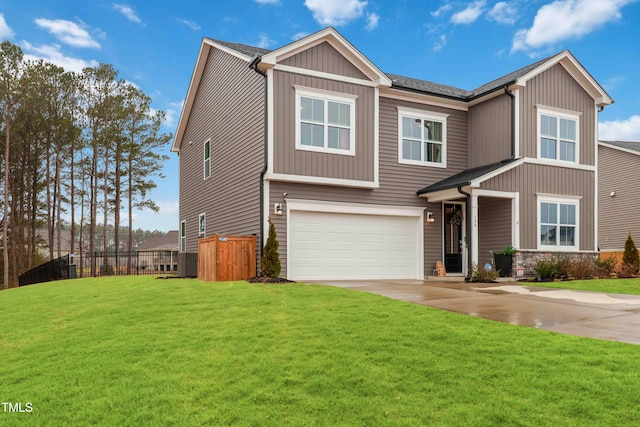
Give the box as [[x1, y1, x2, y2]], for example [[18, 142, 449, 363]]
[[294, 86, 357, 156], [397, 106, 448, 168], [537, 194, 580, 251], [198, 213, 205, 238], [180, 220, 186, 253], [203, 139, 211, 180], [536, 106, 581, 165]]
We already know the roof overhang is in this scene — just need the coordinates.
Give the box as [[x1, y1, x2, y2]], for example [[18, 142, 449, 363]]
[[599, 141, 640, 156]]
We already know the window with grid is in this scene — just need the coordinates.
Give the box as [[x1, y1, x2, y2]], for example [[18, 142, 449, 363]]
[[539, 200, 578, 249], [538, 109, 579, 163], [398, 108, 448, 167]]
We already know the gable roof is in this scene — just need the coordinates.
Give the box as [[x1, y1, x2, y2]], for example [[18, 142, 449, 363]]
[[137, 231, 179, 251], [417, 158, 522, 195], [599, 140, 640, 155]]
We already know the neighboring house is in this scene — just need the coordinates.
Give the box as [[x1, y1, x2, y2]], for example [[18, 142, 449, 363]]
[[172, 27, 613, 281], [35, 228, 73, 260], [598, 141, 640, 262], [136, 230, 179, 272]]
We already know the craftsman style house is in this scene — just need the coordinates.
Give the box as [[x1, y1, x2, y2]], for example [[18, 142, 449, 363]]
[[171, 27, 613, 280]]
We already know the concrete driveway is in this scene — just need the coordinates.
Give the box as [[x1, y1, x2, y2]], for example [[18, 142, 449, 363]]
[[317, 279, 640, 345]]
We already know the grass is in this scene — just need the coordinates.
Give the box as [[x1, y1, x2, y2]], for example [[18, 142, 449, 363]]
[[1, 276, 640, 426], [527, 278, 640, 295]]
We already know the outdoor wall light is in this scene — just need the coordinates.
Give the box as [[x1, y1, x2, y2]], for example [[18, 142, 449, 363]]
[[426, 211, 435, 223], [610, 191, 616, 197], [274, 203, 283, 216]]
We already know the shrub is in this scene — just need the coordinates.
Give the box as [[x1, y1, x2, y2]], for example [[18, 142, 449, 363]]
[[594, 255, 618, 278], [261, 219, 281, 278], [622, 234, 640, 274], [533, 258, 559, 280], [617, 263, 637, 279], [566, 257, 594, 280], [468, 263, 499, 283]]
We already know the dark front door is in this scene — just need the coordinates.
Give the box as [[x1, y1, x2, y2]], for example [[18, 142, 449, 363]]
[[444, 203, 463, 273]]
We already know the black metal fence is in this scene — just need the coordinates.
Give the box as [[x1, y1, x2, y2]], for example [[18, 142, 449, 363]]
[[19, 254, 75, 286], [77, 251, 178, 277]]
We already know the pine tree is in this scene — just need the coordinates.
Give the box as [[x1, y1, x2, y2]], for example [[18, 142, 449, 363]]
[[623, 234, 640, 273], [261, 219, 281, 278]]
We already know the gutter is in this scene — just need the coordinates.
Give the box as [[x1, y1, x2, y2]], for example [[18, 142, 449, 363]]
[[249, 55, 267, 272], [457, 185, 473, 279]]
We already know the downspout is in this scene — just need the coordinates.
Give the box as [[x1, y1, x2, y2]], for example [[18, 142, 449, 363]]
[[457, 185, 472, 279], [250, 55, 268, 272], [504, 85, 516, 160]]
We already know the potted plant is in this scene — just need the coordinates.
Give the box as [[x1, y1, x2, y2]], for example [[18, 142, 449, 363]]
[[491, 246, 517, 277]]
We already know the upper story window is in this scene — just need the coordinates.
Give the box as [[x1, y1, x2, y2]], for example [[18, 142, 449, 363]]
[[398, 107, 448, 168], [180, 220, 186, 252], [537, 107, 580, 163], [198, 213, 206, 238], [538, 195, 580, 250], [203, 139, 211, 179], [295, 86, 357, 156]]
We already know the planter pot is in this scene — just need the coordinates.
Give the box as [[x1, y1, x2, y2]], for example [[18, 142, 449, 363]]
[[494, 254, 513, 277]]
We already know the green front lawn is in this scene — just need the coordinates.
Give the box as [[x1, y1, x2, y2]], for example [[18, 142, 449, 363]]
[[527, 277, 640, 295], [1, 276, 640, 426]]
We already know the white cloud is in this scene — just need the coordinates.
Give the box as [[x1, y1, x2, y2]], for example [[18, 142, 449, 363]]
[[512, 0, 635, 52], [304, 0, 367, 26], [291, 31, 309, 41], [0, 14, 14, 38], [433, 34, 447, 52], [365, 13, 379, 30], [600, 115, 640, 141], [487, 1, 518, 25], [431, 3, 453, 17], [34, 18, 100, 48], [113, 3, 142, 23], [451, 0, 486, 24], [163, 100, 184, 129], [177, 18, 201, 31], [256, 33, 275, 49], [21, 41, 99, 73]]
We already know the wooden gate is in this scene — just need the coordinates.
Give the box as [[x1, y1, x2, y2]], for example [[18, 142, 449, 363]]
[[198, 235, 256, 282]]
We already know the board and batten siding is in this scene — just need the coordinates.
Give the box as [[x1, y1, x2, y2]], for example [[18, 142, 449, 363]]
[[598, 145, 640, 251], [468, 93, 512, 167], [519, 64, 596, 166], [481, 163, 595, 251], [273, 71, 375, 181], [178, 47, 264, 260], [280, 41, 369, 80], [478, 198, 512, 262]]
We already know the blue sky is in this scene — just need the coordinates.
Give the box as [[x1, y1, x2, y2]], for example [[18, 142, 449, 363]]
[[1, 0, 639, 232]]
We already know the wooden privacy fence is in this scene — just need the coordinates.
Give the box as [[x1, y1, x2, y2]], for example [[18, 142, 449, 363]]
[[198, 234, 256, 281]]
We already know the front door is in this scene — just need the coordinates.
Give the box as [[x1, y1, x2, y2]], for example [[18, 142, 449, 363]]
[[444, 203, 463, 274]]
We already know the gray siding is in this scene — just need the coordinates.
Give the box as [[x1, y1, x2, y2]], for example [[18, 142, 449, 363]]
[[178, 47, 264, 265], [424, 202, 444, 276], [598, 145, 640, 251], [520, 64, 596, 165], [468, 94, 511, 167], [478, 198, 512, 262], [273, 71, 375, 181], [280, 42, 369, 80], [482, 164, 595, 251]]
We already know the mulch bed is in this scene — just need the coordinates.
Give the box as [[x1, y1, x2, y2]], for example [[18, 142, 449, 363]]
[[248, 275, 296, 284]]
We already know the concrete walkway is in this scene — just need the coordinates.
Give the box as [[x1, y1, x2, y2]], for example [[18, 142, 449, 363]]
[[318, 279, 640, 345]]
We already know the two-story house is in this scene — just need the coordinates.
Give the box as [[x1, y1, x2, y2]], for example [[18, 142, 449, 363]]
[[171, 27, 613, 281]]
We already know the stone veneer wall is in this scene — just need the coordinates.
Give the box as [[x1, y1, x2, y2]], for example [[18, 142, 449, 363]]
[[512, 251, 599, 278]]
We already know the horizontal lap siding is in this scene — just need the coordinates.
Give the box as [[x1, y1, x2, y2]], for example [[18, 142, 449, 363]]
[[280, 42, 369, 79], [520, 64, 596, 165], [598, 146, 640, 251], [273, 71, 374, 181], [482, 164, 595, 251], [179, 48, 264, 258], [468, 94, 511, 167]]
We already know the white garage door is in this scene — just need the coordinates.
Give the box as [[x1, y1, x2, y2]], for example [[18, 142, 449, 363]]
[[288, 210, 421, 280]]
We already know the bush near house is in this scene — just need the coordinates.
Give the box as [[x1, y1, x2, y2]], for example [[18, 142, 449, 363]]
[[531, 254, 632, 281], [623, 234, 640, 275], [260, 219, 281, 278]]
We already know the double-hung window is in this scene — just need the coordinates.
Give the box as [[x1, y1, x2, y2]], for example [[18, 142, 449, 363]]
[[538, 107, 579, 163], [538, 196, 579, 250], [180, 220, 186, 252], [203, 140, 211, 179], [398, 107, 448, 167], [295, 87, 356, 155], [198, 213, 206, 238]]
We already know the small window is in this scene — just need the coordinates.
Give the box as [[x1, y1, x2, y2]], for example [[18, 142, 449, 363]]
[[203, 140, 211, 179], [198, 213, 206, 238], [398, 107, 448, 167], [538, 197, 579, 250], [180, 220, 186, 252], [295, 87, 356, 156], [537, 108, 579, 163]]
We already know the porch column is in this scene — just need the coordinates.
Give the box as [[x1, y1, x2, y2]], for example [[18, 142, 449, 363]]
[[471, 193, 479, 267]]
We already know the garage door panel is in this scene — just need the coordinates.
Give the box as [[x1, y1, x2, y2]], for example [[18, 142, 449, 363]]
[[289, 210, 420, 280]]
